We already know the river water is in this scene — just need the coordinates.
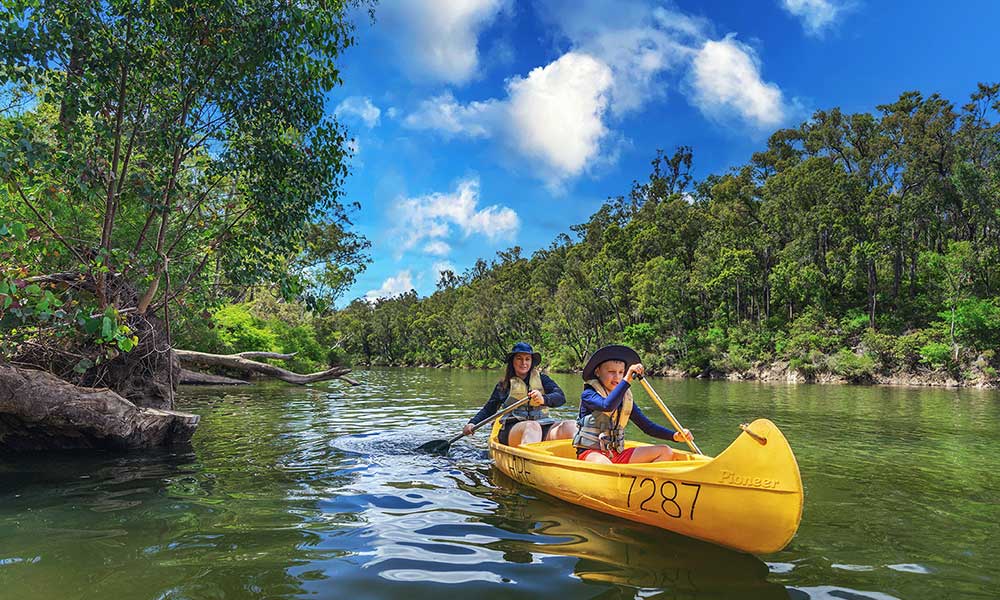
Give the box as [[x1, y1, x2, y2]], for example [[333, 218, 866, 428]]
[[1, 368, 997, 599]]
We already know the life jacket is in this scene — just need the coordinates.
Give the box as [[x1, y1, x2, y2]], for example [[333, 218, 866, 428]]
[[573, 378, 633, 453], [501, 368, 550, 423]]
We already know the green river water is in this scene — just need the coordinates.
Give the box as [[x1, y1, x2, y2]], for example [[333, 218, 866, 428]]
[[1, 367, 997, 599]]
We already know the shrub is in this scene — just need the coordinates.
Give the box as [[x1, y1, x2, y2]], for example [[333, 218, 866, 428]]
[[918, 342, 952, 370], [829, 349, 876, 382], [860, 329, 900, 372]]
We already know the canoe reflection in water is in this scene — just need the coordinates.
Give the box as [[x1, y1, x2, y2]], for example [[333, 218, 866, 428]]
[[486, 470, 790, 599]]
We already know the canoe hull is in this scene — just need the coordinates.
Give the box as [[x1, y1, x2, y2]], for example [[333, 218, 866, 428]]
[[489, 418, 803, 555]]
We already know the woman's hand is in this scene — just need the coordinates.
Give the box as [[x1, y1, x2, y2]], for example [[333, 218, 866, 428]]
[[624, 362, 645, 382], [672, 429, 693, 443], [527, 389, 545, 407], [463, 423, 475, 436]]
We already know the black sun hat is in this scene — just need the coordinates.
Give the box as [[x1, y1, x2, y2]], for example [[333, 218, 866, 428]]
[[581, 345, 641, 380]]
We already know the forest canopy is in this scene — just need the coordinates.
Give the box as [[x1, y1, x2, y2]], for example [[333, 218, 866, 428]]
[[327, 84, 1000, 384]]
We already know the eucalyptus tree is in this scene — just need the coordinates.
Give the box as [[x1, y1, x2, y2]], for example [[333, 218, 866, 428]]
[[1, 0, 368, 406]]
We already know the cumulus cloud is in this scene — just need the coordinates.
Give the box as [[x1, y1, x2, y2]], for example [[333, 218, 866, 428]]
[[690, 36, 786, 129], [536, 1, 704, 116], [392, 178, 519, 257], [403, 53, 614, 186], [433, 261, 456, 276], [376, 0, 509, 85], [403, 92, 501, 137], [402, 1, 792, 185], [423, 240, 452, 256], [334, 96, 381, 128], [507, 53, 614, 177], [365, 270, 415, 301], [780, 0, 849, 36]]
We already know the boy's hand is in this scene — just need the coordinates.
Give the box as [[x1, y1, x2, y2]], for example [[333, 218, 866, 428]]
[[527, 389, 545, 406], [463, 423, 475, 436], [625, 363, 645, 382], [673, 429, 693, 442]]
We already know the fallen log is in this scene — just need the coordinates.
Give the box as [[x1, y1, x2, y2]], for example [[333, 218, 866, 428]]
[[178, 368, 249, 385], [173, 349, 361, 386], [0, 361, 199, 452]]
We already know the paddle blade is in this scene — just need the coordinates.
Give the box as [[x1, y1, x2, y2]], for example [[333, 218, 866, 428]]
[[416, 439, 451, 455]]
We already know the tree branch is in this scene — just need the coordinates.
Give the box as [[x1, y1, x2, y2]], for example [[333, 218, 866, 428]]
[[173, 349, 360, 386]]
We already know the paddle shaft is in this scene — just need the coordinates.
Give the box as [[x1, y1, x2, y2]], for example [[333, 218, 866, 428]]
[[445, 395, 532, 445], [634, 375, 702, 455]]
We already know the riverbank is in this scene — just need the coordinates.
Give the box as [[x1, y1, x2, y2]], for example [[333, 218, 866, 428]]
[[349, 360, 999, 389]]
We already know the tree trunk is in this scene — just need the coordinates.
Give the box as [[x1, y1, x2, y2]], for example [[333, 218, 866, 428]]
[[173, 350, 360, 386], [0, 362, 198, 452]]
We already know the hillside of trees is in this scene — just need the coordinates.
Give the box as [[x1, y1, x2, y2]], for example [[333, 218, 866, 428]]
[[321, 84, 1000, 385]]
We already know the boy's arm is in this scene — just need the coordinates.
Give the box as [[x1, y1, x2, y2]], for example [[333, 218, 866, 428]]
[[540, 373, 566, 408], [581, 380, 629, 412], [629, 403, 677, 441], [469, 384, 505, 424]]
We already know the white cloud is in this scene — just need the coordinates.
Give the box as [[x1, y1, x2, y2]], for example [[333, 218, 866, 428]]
[[393, 178, 519, 256], [690, 36, 786, 129], [432, 261, 456, 276], [334, 96, 381, 128], [403, 52, 613, 186], [780, 0, 849, 36], [376, 0, 509, 85], [507, 53, 613, 179], [403, 92, 501, 137], [536, 2, 705, 116], [365, 270, 415, 301], [423, 240, 452, 256]]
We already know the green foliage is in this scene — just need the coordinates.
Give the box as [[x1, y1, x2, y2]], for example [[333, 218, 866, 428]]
[[214, 305, 279, 354], [1, 0, 369, 379], [918, 342, 953, 371], [829, 349, 876, 382], [320, 84, 1000, 386]]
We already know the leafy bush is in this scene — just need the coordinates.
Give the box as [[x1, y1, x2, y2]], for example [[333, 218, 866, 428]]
[[214, 305, 278, 353], [829, 349, 876, 382], [860, 329, 900, 372], [918, 342, 952, 370], [622, 322, 657, 354]]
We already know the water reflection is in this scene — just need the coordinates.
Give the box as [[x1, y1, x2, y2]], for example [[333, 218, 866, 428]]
[[2, 369, 997, 599], [485, 470, 788, 599]]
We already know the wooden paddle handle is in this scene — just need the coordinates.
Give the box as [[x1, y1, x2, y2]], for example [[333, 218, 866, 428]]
[[635, 374, 703, 455], [449, 396, 532, 444]]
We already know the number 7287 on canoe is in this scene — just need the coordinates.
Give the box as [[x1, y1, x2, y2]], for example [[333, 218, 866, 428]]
[[489, 418, 803, 555]]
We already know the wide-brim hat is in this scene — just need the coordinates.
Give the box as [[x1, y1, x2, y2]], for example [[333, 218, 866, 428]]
[[506, 341, 541, 365], [582, 344, 640, 380]]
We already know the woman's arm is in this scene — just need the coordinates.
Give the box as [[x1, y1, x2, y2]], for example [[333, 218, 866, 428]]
[[539, 373, 565, 408], [469, 383, 505, 424]]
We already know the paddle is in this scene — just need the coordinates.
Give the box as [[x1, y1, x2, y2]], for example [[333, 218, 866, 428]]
[[634, 373, 703, 455], [417, 396, 532, 455]]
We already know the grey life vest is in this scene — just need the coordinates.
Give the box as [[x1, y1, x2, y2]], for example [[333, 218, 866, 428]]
[[572, 378, 633, 453], [500, 368, 551, 423]]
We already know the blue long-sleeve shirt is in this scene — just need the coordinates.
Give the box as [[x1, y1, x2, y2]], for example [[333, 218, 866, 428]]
[[469, 373, 565, 424], [579, 380, 676, 441]]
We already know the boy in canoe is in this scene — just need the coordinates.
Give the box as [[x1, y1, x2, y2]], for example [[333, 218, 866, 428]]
[[574, 344, 694, 464], [464, 342, 577, 447]]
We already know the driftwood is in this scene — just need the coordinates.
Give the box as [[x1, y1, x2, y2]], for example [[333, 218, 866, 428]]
[[0, 361, 199, 451], [174, 349, 361, 386], [178, 368, 248, 385]]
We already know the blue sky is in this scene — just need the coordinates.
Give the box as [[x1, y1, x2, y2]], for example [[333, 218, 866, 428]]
[[328, 0, 1000, 303]]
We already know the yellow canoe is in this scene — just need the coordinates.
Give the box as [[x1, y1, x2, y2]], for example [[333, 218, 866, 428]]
[[488, 418, 803, 555]]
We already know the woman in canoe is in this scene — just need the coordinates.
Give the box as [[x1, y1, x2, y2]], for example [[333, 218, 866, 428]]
[[574, 344, 693, 464], [464, 342, 577, 447]]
